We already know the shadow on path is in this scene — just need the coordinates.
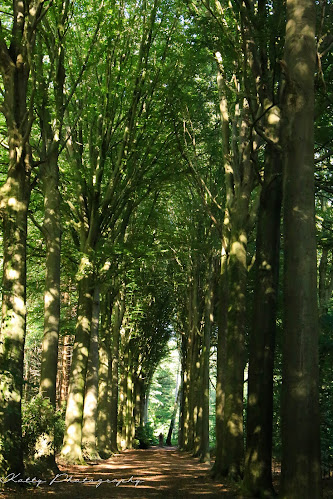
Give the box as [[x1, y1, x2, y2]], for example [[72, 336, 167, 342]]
[[0, 447, 238, 498]]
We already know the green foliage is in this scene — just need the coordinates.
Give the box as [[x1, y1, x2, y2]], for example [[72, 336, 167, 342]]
[[0, 435, 9, 477], [148, 340, 180, 440], [22, 396, 65, 459], [135, 423, 157, 449]]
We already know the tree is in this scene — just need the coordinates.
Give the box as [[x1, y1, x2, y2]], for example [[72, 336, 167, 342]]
[[240, 0, 284, 494], [280, 0, 322, 496], [0, 0, 51, 475]]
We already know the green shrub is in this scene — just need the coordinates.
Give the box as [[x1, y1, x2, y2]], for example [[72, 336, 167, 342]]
[[135, 422, 157, 449], [22, 395, 66, 459]]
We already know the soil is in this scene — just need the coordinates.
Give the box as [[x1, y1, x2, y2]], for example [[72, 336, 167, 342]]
[[1, 447, 333, 498], [0, 447, 237, 498]]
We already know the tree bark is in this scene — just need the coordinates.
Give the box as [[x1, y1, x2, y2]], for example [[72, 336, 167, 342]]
[[280, 0, 322, 495], [0, 158, 30, 475], [199, 262, 213, 463], [61, 267, 94, 463], [125, 347, 134, 449], [57, 335, 72, 408], [82, 285, 100, 459], [178, 335, 187, 449], [166, 374, 181, 446], [110, 292, 125, 451], [244, 131, 282, 495], [213, 248, 228, 477], [35, 144, 62, 472], [213, 62, 255, 479], [221, 217, 247, 478], [0, 0, 45, 473], [97, 292, 112, 457]]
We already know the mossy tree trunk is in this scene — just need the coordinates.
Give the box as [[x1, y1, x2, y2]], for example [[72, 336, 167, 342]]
[[0, 0, 46, 475], [213, 59, 256, 479], [36, 4, 69, 470], [61, 266, 94, 463]]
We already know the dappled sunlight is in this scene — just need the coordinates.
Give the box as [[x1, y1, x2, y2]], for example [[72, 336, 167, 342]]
[[230, 241, 245, 259], [41, 378, 53, 390], [248, 393, 258, 406], [226, 415, 243, 437], [15, 448, 235, 497], [6, 267, 20, 280], [66, 396, 82, 419], [13, 295, 25, 314]]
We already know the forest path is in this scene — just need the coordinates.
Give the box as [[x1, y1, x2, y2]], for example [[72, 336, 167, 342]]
[[1, 447, 238, 498]]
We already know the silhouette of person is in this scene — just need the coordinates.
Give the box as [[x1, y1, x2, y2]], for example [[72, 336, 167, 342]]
[[158, 432, 164, 447]]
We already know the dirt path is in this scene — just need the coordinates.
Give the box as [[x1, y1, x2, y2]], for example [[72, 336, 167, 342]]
[[0, 447, 237, 498]]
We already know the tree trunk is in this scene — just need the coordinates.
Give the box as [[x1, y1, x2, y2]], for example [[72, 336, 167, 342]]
[[280, 0, 322, 495], [178, 332, 188, 450], [214, 63, 254, 479], [0, 158, 29, 475], [221, 220, 247, 479], [125, 348, 134, 449], [0, 0, 44, 473], [61, 268, 94, 463], [110, 293, 125, 451], [193, 333, 202, 457], [36, 145, 61, 472], [187, 269, 200, 454], [58, 335, 73, 408], [166, 379, 181, 447], [213, 248, 228, 478], [318, 247, 333, 318], [244, 141, 282, 494], [82, 285, 100, 459], [199, 263, 213, 463], [97, 292, 112, 457], [144, 387, 149, 425]]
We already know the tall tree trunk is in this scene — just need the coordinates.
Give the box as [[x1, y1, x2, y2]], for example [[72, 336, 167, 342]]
[[199, 263, 213, 463], [214, 61, 255, 479], [97, 292, 112, 457], [36, 145, 61, 471], [318, 247, 333, 318], [82, 285, 100, 459], [119, 326, 129, 451], [187, 268, 200, 454], [184, 281, 194, 451], [193, 332, 202, 457], [166, 374, 181, 447], [213, 248, 228, 478], [61, 268, 94, 463], [192, 300, 201, 455], [0, 159, 30, 475], [178, 341, 187, 449], [0, 0, 46, 473], [280, 0, 322, 495], [244, 138, 282, 494], [144, 387, 149, 425], [58, 335, 73, 408], [125, 348, 134, 449], [221, 217, 247, 479], [110, 292, 125, 451]]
